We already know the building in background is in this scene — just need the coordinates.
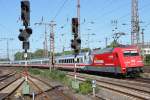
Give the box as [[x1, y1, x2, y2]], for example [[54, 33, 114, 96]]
[[138, 42, 150, 55]]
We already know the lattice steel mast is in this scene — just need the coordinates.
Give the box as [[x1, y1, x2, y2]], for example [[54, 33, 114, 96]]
[[131, 0, 140, 45], [50, 21, 56, 69]]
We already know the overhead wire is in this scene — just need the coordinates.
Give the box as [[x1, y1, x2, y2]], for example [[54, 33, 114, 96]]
[[94, 0, 150, 33], [52, 0, 69, 21]]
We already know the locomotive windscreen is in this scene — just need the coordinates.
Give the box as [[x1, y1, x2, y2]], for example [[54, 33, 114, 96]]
[[123, 50, 139, 56]]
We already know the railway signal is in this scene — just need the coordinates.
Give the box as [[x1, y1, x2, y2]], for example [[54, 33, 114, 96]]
[[72, 18, 78, 34], [21, 0, 30, 28], [71, 18, 81, 56], [18, 28, 32, 42], [18, 0, 32, 83], [23, 41, 30, 50], [19, 0, 32, 50]]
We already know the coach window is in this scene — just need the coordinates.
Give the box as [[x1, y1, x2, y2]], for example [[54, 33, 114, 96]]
[[67, 59, 69, 63], [72, 59, 74, 63], [80, 58, 83, 63], [71, 59, 73, 63], [77, 58, 79, 63], [70, 59, 71, 63], [65, 59, 67, 63], [68, 59, 70, 63], [70, 59, 72, 63]]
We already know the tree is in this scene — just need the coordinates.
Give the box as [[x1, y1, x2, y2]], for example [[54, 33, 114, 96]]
[[14, 52, 23, 60], [81, 48, 90, 52], [107, 41, 120, 48], [145, 54, 150, 64], [33, 49, 44, 58], [14, 52, 33, 60]]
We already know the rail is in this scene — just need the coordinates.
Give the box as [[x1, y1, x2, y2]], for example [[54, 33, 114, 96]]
[[67, 73, 150, 100]]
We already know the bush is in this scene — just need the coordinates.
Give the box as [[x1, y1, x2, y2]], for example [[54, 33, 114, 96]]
[[29, 68, 97, 94], [144, 55, 150, 65], [29, 68, 70, 85], [29, 68, 41, 75], [79, 79, 92, 94]]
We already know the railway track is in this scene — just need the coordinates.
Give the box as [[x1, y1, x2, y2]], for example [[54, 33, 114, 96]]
[[131, 78, 150, 84], [0, 72, 16, 81], [0, 71, 20, 91], [0, 72, 76, 100], [67, 72, 150, 100], [28, 74, 75, 100], [0, 77, 25, 99]]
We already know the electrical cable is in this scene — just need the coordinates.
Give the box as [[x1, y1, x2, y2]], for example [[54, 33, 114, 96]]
[[52, 0, 69, 21]]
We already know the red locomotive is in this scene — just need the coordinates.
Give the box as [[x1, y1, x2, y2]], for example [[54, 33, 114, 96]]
[[88, 46, 144, 75]]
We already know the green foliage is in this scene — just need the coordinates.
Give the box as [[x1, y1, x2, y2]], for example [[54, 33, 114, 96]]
[[62, 50, 74, 55], [81, 48, 90, 52], [16, 67, 23, 73], [29, 68, 96, 95], [29, 68, 71, 86], [14, 47, 93, 60], [145, 54, 150, 64], [55, 52, 62, 56], [107, 41, 119, 48], [79, 79, 92, 94], [15, 52, 33, 60], [29, 68, 41, 75], [15, 52, 23, 60], [33, 49, 45, 58]]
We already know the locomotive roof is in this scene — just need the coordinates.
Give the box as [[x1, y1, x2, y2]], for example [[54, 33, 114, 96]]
[[92, 48, 114, 54], [57, 52, 88, 59]]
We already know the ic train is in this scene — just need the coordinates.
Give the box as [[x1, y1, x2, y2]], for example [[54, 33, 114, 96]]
[[0, 46, 144, 76]]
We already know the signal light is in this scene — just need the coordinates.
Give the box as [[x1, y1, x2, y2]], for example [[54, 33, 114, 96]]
[[25, 27, 32, 35], [18, 28, 32, 41], [21, 0, 30, 27], [72, 18, 78, 34], [76, 38, 81, 44], [71, 39, 75, 49], [71, 38, 81, 55], [23, 41, 29, 50]]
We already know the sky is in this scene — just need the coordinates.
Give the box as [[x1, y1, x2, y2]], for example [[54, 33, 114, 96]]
[[0, 0, 150, 60]]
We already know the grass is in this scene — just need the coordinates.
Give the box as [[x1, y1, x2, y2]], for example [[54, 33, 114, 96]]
[[29, 68, 72, 86], [16, 67, 23, 73], [79, 79, 93, 94], [29, 68, 96, 95]]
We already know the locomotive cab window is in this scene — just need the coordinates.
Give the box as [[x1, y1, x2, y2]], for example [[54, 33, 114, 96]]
[[123, 50, 139, 56], [130, 51, 139, 56]]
